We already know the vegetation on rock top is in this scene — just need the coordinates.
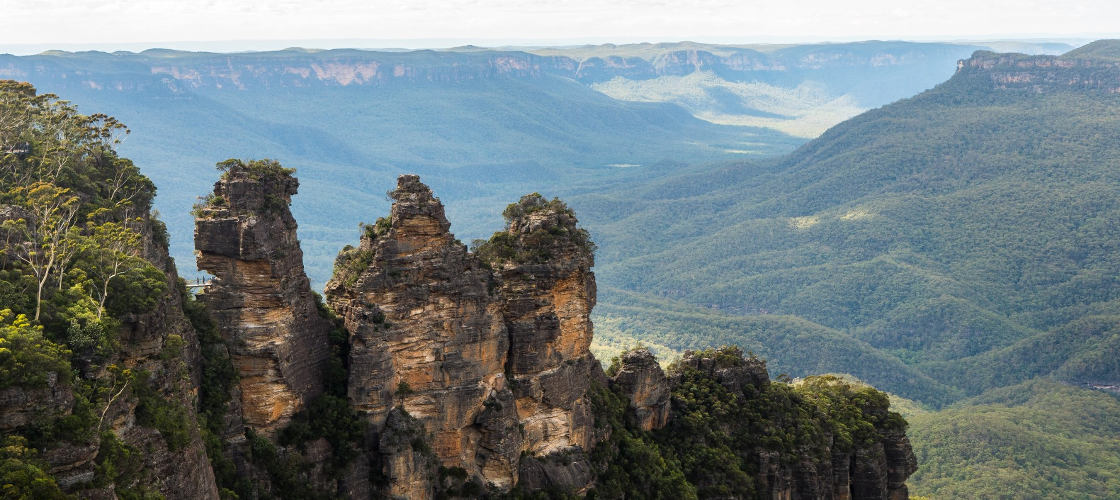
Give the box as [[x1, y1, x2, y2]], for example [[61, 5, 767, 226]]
[[472, 193, 596, 266]]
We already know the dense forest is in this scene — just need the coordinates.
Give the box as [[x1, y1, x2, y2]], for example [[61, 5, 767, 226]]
[[570, 42, 1120, 497]]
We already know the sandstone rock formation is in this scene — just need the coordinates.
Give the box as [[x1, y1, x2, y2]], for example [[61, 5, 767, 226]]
[[322, 177, 602, 495], [489, 193, 598, 458], [194, 160, 332, 434], [185, 172, 916, 499], [609, 348, 671, 431], [325, 175, 520, 490]]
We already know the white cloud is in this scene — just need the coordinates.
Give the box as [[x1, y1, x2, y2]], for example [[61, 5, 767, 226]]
[[0, 0, 1117, 47]]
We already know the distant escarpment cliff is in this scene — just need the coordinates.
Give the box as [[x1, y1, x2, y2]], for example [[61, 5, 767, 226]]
[[955, 41, 1120, 93], [0, 42, 977, 91], [186, 164, 917, 499]]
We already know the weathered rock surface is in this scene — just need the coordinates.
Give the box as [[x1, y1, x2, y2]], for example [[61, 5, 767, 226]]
[[194, 161, 332, 434], [609, 348, 670, 431], [491, 193, 598, 457], [325, 175, 519, 489], [0, 374, 74, 431], [517, 449, 596, 494], [320, 177, 603, 496], [378, 407, 439, 499]]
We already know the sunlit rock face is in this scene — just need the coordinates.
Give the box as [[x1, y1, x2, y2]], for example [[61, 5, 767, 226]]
[[325, 176, 601, 495], [489, 195, 599, 457], [610, 348, 671, 431], [195, 162, 332, 435]]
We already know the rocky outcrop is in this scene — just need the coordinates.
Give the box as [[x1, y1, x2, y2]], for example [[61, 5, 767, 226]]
[[321, 177, 602, 496], [378, 407, 439, 499], [325, 175, 520, 490], [609, 348, 670, 431], [490, 193, 598, 458], [189, 172, 916, 499], [668, 348, 917, 500], [516, 449, 596, 493], [194, 160, 332, 434], [955, 50, 1120, 93]]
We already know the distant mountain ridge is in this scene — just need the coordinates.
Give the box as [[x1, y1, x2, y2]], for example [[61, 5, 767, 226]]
[[0, 40, 1000, 285], [1, 41, 984, 91], [956, 46, 1120, 93]]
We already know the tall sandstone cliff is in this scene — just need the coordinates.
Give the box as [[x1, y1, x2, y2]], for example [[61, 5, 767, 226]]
[[323, 176, 598, 495], [194, 160, 332, 435], [491, 193, 598, 459], [324, 175, 519, 494]]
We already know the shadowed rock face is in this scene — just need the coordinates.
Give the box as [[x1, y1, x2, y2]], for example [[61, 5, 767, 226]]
[[194, 161, 331, 435]]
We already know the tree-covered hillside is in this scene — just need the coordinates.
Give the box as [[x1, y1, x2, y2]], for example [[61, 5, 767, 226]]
[[0, 81, 209, 497], [568, 43, 1120, 497], [576, 47, 1120, 406], [908, 379, 1120, 498]]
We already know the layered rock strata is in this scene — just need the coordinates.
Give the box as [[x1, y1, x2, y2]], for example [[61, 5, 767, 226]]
[[194, 161, 332, 434], [324, 177, 600, 495], [490, 194, 598, 457], [325, 175, 521, 490]]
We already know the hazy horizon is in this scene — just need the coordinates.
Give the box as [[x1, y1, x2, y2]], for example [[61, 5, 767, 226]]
[[2, 0, 1116, 55], [0, 35, 1101, 57]]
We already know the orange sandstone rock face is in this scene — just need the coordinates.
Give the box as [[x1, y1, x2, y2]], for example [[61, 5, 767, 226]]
[[194, 161, 332, 435], [492, 195, 599, 457]]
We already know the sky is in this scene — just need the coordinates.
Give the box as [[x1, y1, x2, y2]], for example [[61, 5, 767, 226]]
[[0, 0, 1116, 53]]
